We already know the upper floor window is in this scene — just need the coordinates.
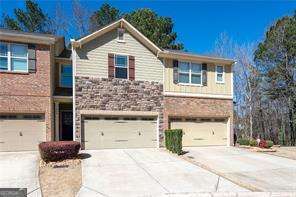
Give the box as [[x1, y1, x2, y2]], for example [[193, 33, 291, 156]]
[[115, 55, 128, 79], [60, 64, 72, 87], [178, 61, 202, 85], [0, 42, 28, 72], [216, 65, 224, 83]]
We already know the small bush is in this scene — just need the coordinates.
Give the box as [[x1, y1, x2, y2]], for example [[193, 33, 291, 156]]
[[259, 140, 268, 149], [237, 138, 250, 146], [165, 129, 183, 155], [266, 140, 274, 148], [39, 141, 80, 162], [249, 139, 257, 147]]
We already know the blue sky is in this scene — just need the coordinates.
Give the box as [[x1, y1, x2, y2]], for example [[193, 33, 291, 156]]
[[1, 1, 295, 54]]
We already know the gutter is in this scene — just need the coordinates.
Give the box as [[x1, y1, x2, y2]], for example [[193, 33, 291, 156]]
[[158, 51, 235, 65], [0, 32, 57, 45]]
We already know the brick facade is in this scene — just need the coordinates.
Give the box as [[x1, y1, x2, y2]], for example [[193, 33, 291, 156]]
[[0, 44, 53, 140], [75, 76, 164, 143], [164, 96, 234, 145]]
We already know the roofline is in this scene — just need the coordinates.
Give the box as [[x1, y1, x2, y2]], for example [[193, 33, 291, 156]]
[[0, 29, 59, 45], [158, 50, 235, 65], [70, 19, 234, 65], [71, 18, 162, 54]]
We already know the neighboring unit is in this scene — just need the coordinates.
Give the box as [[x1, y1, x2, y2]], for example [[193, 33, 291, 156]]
[[0, 29, 73, 151], [0, 18, 234, 151]]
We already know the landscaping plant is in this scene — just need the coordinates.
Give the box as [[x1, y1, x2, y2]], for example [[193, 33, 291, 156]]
[[266, 140, 274, 148], [249, 139, 257, 147], [39, 141, 81, 162], [165, 129, 183, 155], [258, 140, 268, 149], [237, 138, 250, 146]]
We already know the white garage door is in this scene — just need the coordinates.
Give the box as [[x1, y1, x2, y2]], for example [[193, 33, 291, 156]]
[[83, 116, 157, 149], [170, 118, 228, 146], [0, 114, 46, 151]]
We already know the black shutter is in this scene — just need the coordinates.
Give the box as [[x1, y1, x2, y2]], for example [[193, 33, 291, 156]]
[[28, 44, 36, 73], [173, 60, 179, 84], [202, 63, 207, 86]]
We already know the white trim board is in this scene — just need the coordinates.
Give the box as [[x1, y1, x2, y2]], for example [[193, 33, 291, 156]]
[[164, 92, 233, 100]]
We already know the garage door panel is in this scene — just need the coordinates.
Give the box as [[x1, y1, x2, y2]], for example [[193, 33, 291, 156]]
[[0, 115, 46, 151], [171, 119, 227, 147], [83, 117, 157, 149]]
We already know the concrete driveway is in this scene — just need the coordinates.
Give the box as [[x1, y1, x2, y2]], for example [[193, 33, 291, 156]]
[[0, 151, 41, 197], [184, 146, 296, 192], [77, 148, 248, 197]]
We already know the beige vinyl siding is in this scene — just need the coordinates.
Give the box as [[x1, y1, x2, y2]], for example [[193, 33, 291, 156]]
[[164, 59, 232, 95], [75, 29, 163, 82]]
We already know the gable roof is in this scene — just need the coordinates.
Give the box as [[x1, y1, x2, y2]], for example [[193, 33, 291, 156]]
[[71, 18, 162, 55], [71, 18, 235, 65]]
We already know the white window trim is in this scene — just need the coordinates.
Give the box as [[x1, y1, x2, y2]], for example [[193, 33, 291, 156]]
[[178, 61, 203, 86], [114, 54, 129, 79], [59, 64, 73, 88], [215, 65, 225, 84], [0, 42, 28, 73]]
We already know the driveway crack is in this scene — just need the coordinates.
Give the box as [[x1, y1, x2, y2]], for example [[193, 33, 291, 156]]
[[215, 176, 220, 192], [123, 150, 170, 193]]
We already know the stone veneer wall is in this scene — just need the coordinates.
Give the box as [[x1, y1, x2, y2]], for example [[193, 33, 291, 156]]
[[164, 96, 234, 145], [75, 76, 164, 144]]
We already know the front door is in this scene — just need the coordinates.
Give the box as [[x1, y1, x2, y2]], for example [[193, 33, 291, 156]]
[[60, 111, 73, 141]]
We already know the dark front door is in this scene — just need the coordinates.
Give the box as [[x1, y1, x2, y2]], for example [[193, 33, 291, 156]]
[[60, 111, 73, 141]]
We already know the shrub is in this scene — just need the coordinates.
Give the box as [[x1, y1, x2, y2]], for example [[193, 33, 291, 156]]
[[237, 138, 250, 146], [249, 139, 257, 147], [39, 141, 80, 162], [259, 140, 268, 149], [266, 140, 274, 148], [165, 129, 183, 155]]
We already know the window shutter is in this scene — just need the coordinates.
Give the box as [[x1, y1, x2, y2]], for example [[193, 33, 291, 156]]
[[108, 53, 115, 78], [202, 63, 207, 86], [129, 56, 135, 80], [28, 44, 36, 73], [173, 60, 179, 84]]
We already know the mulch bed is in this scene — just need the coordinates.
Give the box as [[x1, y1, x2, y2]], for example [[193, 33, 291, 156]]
[[238, 145, 276, 152], [39, 158, 82, 197]]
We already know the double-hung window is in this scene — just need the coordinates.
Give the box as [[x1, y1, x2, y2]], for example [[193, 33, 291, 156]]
[[216, 65, 224, 83], [115, 55, 128, 79], [60, 64, 72, 87], [0, 42, 28, 72], [178, 61, 202, 85]]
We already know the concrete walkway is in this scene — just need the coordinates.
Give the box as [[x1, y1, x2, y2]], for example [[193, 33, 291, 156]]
[[0, 151, 41, 197], [77, 148, 248, 197], [184, 146, 296, 192]]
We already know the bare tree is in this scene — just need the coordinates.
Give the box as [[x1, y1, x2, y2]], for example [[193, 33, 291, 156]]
[[72, 0, 90, 38], [211, 33, 259, 139], [51, 1, 70, 37]]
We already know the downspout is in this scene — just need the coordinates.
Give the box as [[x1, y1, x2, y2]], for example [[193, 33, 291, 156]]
[[70, 39, 76, 142]]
